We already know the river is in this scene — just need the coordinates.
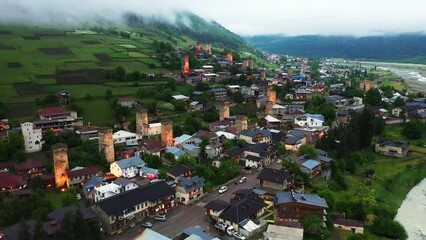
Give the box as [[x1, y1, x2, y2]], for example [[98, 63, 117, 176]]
[[395, 178, 426, 240]]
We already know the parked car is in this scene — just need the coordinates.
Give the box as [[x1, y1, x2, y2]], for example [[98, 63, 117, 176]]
[[218, 186, 228, 194], [214, 222, 228, 232], [154, 214, 167, 221], [141, 222, 152, 228], [226, 226, 236, 236], [0, 168, 9, 173], [232, 231, 246, 240], [238, 176, 247, 184]]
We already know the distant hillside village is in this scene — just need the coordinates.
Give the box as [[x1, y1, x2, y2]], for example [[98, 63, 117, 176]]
[[1, 38, 425, 240]]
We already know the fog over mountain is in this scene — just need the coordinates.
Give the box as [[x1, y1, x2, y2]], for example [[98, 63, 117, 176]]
[[1, 0, 426, 36]]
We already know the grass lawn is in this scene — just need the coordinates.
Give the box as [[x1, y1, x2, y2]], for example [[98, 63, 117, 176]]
[[44, 188, 65, 210], [76, 98, 116, 125]]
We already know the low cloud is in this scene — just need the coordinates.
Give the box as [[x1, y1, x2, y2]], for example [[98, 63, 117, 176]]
[[1, 0, 426, 36]]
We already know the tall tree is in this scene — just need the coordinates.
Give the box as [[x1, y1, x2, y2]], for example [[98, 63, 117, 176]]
[[365, 88, 382, 106]]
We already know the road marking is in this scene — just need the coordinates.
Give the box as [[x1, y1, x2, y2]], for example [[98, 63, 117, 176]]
[[195, 201, 206, 207]]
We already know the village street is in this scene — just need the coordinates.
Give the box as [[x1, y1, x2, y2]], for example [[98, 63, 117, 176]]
[[108, 162, 282, 240]]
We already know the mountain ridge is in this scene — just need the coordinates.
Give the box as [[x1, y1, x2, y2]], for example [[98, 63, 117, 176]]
[[245, 34, 426, 63]]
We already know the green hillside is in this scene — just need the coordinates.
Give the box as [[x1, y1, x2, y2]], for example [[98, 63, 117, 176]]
[[0, 12, 265, 123]]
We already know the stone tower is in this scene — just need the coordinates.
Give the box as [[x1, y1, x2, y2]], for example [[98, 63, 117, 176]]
[[260, 70, 266, 80], [136, 108, 148, 136], [204, 44, 212, 54], [267, 87, 277, 104], [235, 116, 248, 133], [243, 57, 254, 70], [227, 52, 233, 63], [161, 121, 174, 147], [182, 55, 190, 74], [98, 128, 115, 163], [219, 102, 230, 121], [52, 143, 69, 188], [265, 101, 274, 115]]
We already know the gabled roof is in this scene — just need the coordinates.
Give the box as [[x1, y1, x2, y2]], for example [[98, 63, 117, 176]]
[[182, 226, 216, 240], [179, 176, 204, 193], [39, 107, 70, 117], [115, 156, 146, 169], [317, 155, 332, 163], [301, 113, 324, 122], [168, 165, 195, 177], [193, 130, 217, 139], [275, 191, 328, 209], [219, 198, 266, 225], [83, 176, 104, 191], [245, 155, 263, 163], [257, 168, 292, 184], [17, 159, 43, 171], [0, 172, 26, 189], [48, 206, 97, 223], [165, 147, 186, 157], [239, 128, 271, 137], [141, 140, 164, 152], [135, 228, 171, 240], [67, 166, 102, 179], [301, 160, 320, 170], [204, 199, 229, 211], [226, 146, 243, 157], [96, 181, 175, 216], [113, 177, 134, 186]]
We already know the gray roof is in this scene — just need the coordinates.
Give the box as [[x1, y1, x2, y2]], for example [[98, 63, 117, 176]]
[[116, 156, 146, 169], [114, 177, 133, 186], [135, 228, 171, 240], [179, 175, 205, 193], [182, 226, 215, 240], [275, 191, 328, 209], [245, 155, 263, 162], [239, 128, 271, 137], [326, 95, 346, 101], [317, 155, 332, 163]]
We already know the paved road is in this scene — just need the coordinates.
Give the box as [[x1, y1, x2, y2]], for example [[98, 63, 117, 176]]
[[107, 162, 282, 240]]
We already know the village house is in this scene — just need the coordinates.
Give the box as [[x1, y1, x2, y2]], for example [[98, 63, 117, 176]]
[[75, 126, 101, 140], [210, 88, 228, 101], [274, 191, 328, 222], [226, 85, 241, 93], [172, 95, 190, 101], [264, 224, 304, 240], [165, 146, 186, 160], [375, 138, 408, 158], [173, 134, 193, 146], [189, 101, 203, 111], [175, 175, 204, 204], [16, 158, 44, 178], [141, 123, 162, 137], [206, 194, 267, 237], [0, 172, 27, 192], [392, 102, 426, 118], [110, 156, 146, 178], [21, 122, 43, 153], [273, 104, 287, 116], [257, 168, 294, 191], [93, 181, 176, 235], [167, 165, 196, 181], [67, 166, 102, 187], [294, 88, 312, 100], [238, 128, 272, 144], [139, 140, 165, 156], [35, 107, 82, 132], [298, 159, 321, 179], [83, 176, 105, 200], [334, 218, 364, 234], [286, 104, 305, 114], [113, 130, 142, 145], [294, 113, 324, 128], [284, 131, 307, 151], [325, 95, 347, 108], [94, 178, 138, 202]]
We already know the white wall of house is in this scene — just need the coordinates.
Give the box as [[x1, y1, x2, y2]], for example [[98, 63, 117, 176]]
[[95, 183, 122, 202], [21, 122, 43, 153], [294, 116, 324, 127]]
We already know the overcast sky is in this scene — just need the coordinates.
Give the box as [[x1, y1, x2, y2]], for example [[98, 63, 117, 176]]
[[1, 0, 426, 36]]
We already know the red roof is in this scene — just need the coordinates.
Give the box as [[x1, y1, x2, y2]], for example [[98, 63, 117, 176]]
[[17, 159, 44, 171], [39, 107, 70, 117], [66, 166, 102, 179], [0, 173, 26, 189], [118, 97, 135, 103], [142, 140, 165, 152]]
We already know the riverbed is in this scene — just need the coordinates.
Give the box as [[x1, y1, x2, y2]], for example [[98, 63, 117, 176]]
[[395, 178, 426, 240]]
